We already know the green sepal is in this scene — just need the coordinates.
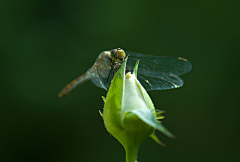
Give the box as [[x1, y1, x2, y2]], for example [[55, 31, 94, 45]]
[[130, 109, 175, 139], [103, 56, 129, 134], [149, 133, 165, 147], [133, 59, 140, 77]]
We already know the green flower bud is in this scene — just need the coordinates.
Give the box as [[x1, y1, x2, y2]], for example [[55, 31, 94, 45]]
[[101, 56, 175, 162]]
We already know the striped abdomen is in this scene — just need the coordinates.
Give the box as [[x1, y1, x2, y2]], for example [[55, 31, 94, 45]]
[[58, 71, 92, 98]]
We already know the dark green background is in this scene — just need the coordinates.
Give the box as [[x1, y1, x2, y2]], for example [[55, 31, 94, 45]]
[[1, 0, 240, 161]]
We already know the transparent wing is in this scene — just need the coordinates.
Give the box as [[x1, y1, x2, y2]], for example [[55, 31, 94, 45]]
[[97, 64, 121, 90], [89, 68, 108, 90], [125, 51, 192, 91], [90, 73, 107, 90]]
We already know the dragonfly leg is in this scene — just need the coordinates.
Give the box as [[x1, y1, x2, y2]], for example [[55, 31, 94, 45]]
[[106, 63, 123, 89], [106, 67, 114, 89], [106, 68, 112, 85]]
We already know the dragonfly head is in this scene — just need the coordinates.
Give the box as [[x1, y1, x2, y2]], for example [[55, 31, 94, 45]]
[[110, 48, 126, 63]]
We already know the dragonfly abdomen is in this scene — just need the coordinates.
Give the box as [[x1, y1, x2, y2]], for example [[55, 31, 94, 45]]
[[58, 71, 92, 98]]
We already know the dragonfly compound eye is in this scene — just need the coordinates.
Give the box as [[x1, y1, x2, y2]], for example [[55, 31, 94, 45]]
[[116, 48, 126, 62]]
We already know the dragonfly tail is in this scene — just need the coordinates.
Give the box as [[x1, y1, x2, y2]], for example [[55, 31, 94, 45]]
[[58, 72, 91, 98]]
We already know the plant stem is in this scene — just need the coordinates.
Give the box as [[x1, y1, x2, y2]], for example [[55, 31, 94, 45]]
[[125, 145, 139, 162]]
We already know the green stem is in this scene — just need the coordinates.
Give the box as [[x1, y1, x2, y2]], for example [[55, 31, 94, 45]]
[[125, 145, 139, 162]]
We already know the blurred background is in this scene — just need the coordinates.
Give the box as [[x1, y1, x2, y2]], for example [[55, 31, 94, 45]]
[[1, 0, 240, 161]]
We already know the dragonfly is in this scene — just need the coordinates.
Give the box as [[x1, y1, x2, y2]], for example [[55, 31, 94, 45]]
[[58, 48, 192, 97]]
